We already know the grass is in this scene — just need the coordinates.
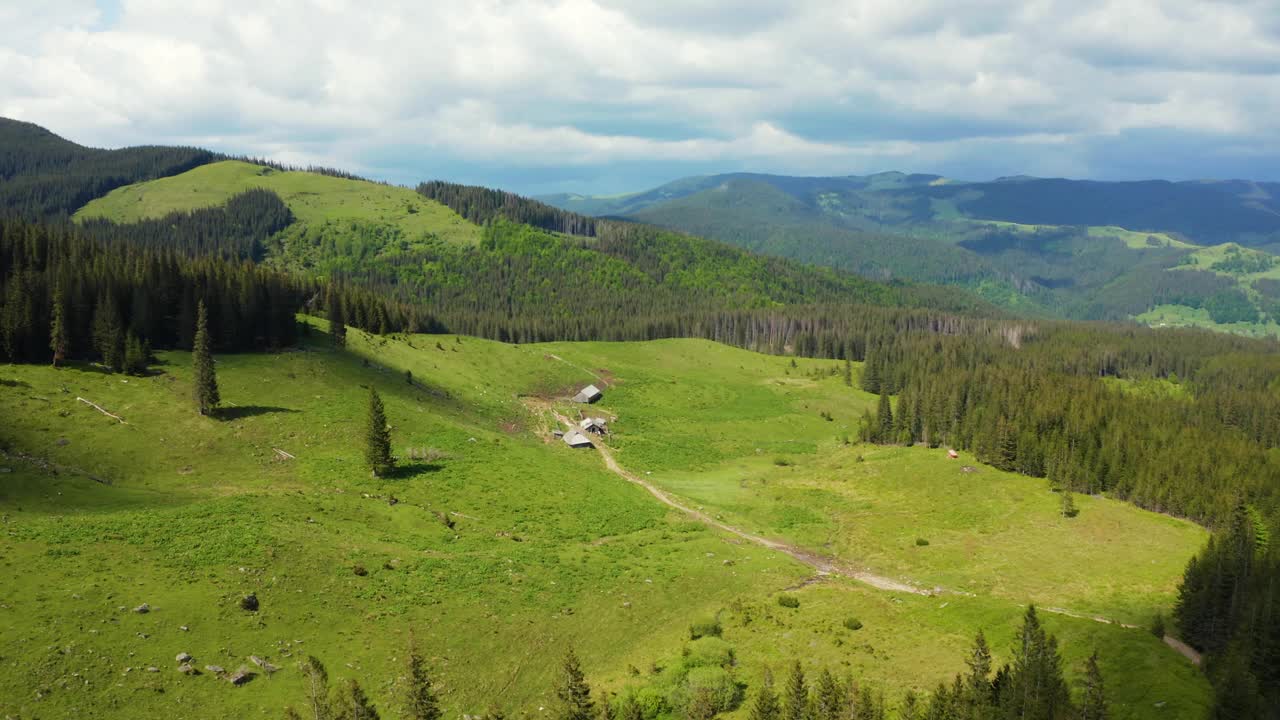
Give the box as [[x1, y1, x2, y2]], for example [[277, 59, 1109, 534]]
[[0, 333, 1211, 718], [1137, 303, 1280, 338], [73, 160, 481, 246]]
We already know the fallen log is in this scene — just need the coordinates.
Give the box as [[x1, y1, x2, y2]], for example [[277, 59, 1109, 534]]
[[77, 397, 126, 424], [273, 448, 296, 460]]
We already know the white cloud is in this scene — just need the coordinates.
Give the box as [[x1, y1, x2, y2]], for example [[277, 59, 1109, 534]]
[[1, 0, 1277, 190]]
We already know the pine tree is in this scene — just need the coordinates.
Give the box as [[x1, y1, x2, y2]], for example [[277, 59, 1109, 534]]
[[598, 697, 614, 720], [1060, 490, 1078, 518], [963, 631, 993, 717], [618, 697, 644, 720], [365, 388, 394, 476], [333, 678, 380, 720], [1078, 651, 1108, 720], [843, 358, 853, 387], [899, 690, 921, 720], [192, 300, 220, 415], [403, 642, 442, 720], [300, 655, 332, 720], [813, 669, 842, 720], [328, 290, 347, 348], [749, 668, 782, 720], [124, 332, 148, 376], [92, 293, 124, 371], [876, 392, 894, 444], [555, 648, 593, 720], [49, 281, 68, 367], [1000, 606, 1072, 720], [783, 660, 807, 720]]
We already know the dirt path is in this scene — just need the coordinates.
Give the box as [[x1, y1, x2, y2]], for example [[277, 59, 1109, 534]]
[[549, 409, 928, 595], [1163, 635, 1203, 666]]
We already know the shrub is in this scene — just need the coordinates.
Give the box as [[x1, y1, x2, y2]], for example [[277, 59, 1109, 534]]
[[683, 637, 734, 669], [773, 457, 793, 467], [777, 594, 800, 608], [915, 538, 930, 546], [352, 564, 368, 577], [674, 666, 743, 715], [843, 617, 863, 631], [239, 594, 259, 612], [689, 618, 722, 640]]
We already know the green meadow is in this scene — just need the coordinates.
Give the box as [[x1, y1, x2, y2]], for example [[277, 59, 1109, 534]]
[[74, 159, 481, 247], [0, 329, 1210, 718]]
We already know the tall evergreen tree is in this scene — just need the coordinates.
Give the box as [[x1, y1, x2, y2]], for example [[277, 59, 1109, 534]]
[[333, 678, 380, 720], [1000, 606, 1072, 720], [328, 290, 347, 348], [813, 669, 842, 720], [843, 358, 853, 387], [1078, 651, 1107, 720], [554, 648, 594, 720], [92, 293, 124, 371], [49, 281, 68, 367], [618, 697, 643, 720], [365, 388, 394, 476], [963, 631, 994, 717], [783, 660, 807, 720], [749, 668, 781, 720], [300, 655, 333, 720], [403, 642, 442, 720], [192, 300, 220, 415], [876, 392, 894, 443]]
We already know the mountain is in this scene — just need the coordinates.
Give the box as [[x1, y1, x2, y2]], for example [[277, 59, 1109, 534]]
[[541, 172, 1280, 334]]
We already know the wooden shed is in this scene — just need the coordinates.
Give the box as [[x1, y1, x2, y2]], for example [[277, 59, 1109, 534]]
[[573, 384, 603, 404]]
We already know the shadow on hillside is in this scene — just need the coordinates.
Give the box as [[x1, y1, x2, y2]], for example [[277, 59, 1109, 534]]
[[383, 461, 444, 479], [0, 378, 31, 388], [217, 405, 300, 421]]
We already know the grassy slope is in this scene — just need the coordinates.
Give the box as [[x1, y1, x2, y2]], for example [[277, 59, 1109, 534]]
[[535, 340, 1210, 717], [1, 334, 1210, 718], [73, 160, 481, 246]]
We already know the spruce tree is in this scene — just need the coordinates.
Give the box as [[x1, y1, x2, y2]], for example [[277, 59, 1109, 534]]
[[403, 642, 442, 720], [192, 300, 220, 416], [328, 290, 347, 348], [49, 281, 68, 367], [1001, 606, 1072, 720], [812, 669, 842, 720], [843, 358, 853, 387], [1078, 651, 1108, 720], [783, 660, 807, 720], [300, 655, 332, 720], [876, 392, 894, 443], [963, 631, 994, 716], [333, 678, 380, 720], [92, 293, 124, 371], [555, 648, 593, 720], [124, 332, 147, 376], [749, 668, 781, 720], [618, 697, 644, 720], [365, 388, 394, 477], [1060, 490, 1079, 518]]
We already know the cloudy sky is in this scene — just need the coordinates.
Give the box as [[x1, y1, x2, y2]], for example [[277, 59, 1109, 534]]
[[3, 0, 1278, 194]]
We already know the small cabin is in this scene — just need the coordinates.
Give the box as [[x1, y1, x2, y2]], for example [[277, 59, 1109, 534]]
[[947, 449, 959, 459], [573, 384, 603, 404], [563, 430, 594, 449], [579, 417, 608, 435]]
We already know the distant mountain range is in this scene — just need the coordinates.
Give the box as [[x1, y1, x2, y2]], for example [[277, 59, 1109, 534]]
[[538, 172, 1280, 333]]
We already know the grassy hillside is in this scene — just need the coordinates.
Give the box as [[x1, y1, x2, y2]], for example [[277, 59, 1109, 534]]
[[0, 330, 1208, 717], [75, 159, 481, 246]]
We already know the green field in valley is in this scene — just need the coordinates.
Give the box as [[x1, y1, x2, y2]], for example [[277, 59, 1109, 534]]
[[0, 329, 1211, 718]]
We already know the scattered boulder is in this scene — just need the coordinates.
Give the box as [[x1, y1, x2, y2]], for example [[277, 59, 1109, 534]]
[[249, 655, 279, 673], [176, 652, 192, 663], [228, 667, 253, 685], [205, 665, 226, 676], [179, 625, 189, 632], [178, 663, 198, 675], [352, 564, 368, 577], [146, 666, 159, 673], [240, 594, 259, 612], [133, 603, 150, 614], [55, 438, 70, 446]]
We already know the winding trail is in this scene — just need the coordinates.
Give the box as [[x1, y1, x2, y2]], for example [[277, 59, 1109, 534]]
[[538, 403, 1205, 665], [549, 408, 928, 595]]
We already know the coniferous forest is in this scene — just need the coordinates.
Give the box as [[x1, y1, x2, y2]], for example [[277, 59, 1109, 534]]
[[2, 125, 1279, 717]]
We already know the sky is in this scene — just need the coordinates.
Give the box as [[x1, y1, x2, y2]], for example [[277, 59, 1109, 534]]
[[2, 0, 1278, 195]]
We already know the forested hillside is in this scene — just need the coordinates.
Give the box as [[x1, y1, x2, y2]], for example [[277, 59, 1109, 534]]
[[542, 172, 1280, 333]]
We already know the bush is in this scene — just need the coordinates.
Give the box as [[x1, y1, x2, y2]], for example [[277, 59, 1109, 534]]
[[239, 593, 259, 612], [353, 564, 368, 577], [915, 538, 930, 546], [675, 666, 743, 715], [688, 618, 722, 640], [843, 617, 863, 631], [683, 637, 734, 669], [773, 457, 793, 467], [777, 594, 800, 608]]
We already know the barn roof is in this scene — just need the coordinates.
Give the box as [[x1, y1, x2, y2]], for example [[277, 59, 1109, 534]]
[[563, 430, 594, 448]]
